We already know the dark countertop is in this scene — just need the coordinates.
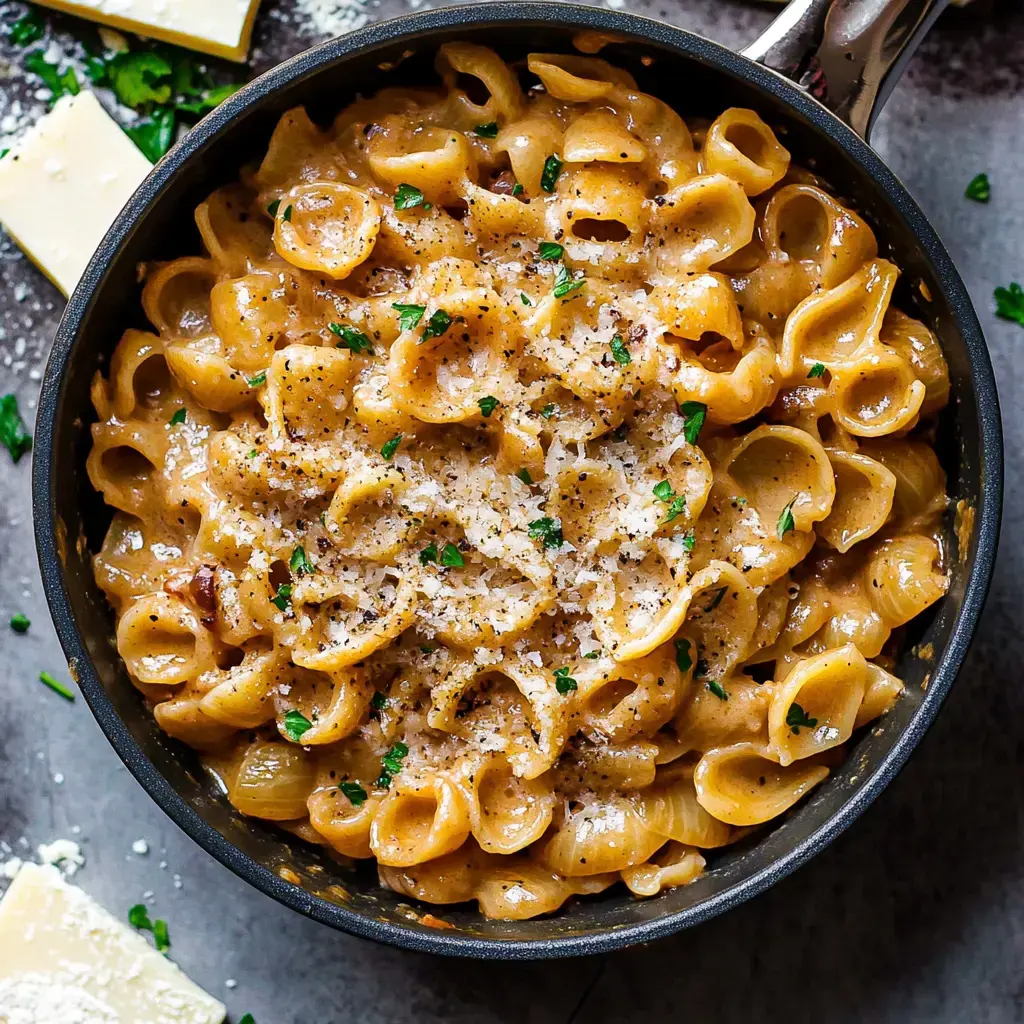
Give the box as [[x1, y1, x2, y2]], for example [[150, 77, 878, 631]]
[[1, 2, 1022, 1022]]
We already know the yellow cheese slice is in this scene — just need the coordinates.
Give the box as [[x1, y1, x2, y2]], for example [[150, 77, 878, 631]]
[[0, 863, 225, 1023], [0, 91, 151, 298], [30, 0, 263, 62]]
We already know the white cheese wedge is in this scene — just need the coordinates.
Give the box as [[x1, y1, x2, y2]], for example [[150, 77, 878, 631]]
[[0, 91, 151, 298], [0, 863, 225, 1024], [31, 0, 263, 61]]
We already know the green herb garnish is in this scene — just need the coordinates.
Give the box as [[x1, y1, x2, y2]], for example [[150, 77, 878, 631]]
[[674, 637, 693, 673], [392, 302, 425, 330], [422, 309, 453, 341], [377, 741, 409, 788], [965, 173, 990, 203], [10, 613, 30, 634], [474, 121, 499, 138], [777, 496, 798, 539], [381, 434, 402, 460], [528, 517, 564, 549], [271, 583, 292, 611], [553, 264, 584, 299], [439, 542, 464, 567], [339, 781, 368, 805], [128, 903, 170, 953], [24, 50, 79, 105], [0, 394, 32, 462], [681, 531, 696, 553], [125, 108, 175, 162], [540, 403, 555, 419], [512, 182, 524, 196], [517, 468, 533, 485], [520, 292, 532, 306], [540, 154, 563, 193], [994, 283, 1024, 327], [246, 371, 266, 388], [419, 543, 438, 565], [538, 241, 564, 261], [39, 671, 74, 701], [609, 335, 631, 365], [169, 407, 186, 426], [328, 322, 374, 354], [394, 183, 427, 210], [289, 545, 315, 576], [652, 480, 686, 522], [807, 362, 826, 379], [679, 401, 707, 445], [706, 679, 729, 701], [786, 702, 818, 734], [283, 709, 313, 742], [9, 10, 45, 47], [477, 396, 499, 418], [553, 666, 577, 694], [370, 691, 387, 711], [105, 50, 173, 107], [267, 199, 281, 217]]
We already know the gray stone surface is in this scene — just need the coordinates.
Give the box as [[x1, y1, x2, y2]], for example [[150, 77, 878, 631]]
[[1, 2, 1022, 1022]]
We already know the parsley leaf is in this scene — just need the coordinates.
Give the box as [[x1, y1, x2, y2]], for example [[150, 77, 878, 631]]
[[517, 468, 533, 485], [9, 10, 45, 47], [540, 154, 563, 193], [105, 50, 173, 107], [125, 107, 176, 162], [965, 173, 990, 203], [653, 480, 686, 522], [477, 396, 499, 418], [266, 199, 280, 217], [706, 679, 729, 701], [169, 407, 186, 426], [381, 434, 402, 460], [553, 264, 584, 299], [528, 517, 564, 549], [339, 781, 368, 806], [370, 691, 387, 711], [512, 182, 524, 196], [246, 371, 266, 388], [422, 309, 453, 340], [777, 496, 798, 539], [609, 335, 631, 365], [679, 401, 707, 445], [538, 241, 564, 261], [283, 709, 313, 742], [10, 613, 30, 634], [521, 292, 532, 306], [24, 50, 79, 105], [282, 204, 293, 222], [39, 671, 74, 701], [439, 542, 464, 567], [175, 83, 239, 116], [328, 322, 374, 354], [128, 903, 171, 953], [394, 183, 428, 210], [392, 302, 425, 330], [419, 543, 438, 565], [0, 393, 32, 462], [540, 403, 556, 419], [681, 530, 696, 553], [474, 121, 499, 138], [240, 1016, 256, 1024], [377, 741, 409, 788], [553, 666, 578, 693], [271, 582, 292, 611], [674, 637, 693, 673], [807, 362, 826, 379], [786, 702, 818, 734], [289, 545, 315, 576], [994, 282, 1024, 327]]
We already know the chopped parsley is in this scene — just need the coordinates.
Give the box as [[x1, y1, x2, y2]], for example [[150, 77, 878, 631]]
[[9, 10, 45, 47], [39, 671, 74, 701], [704, 586, 727, 612], [517, 468, 533, 485], [477, 396, 499, 418], [289, 545, 315, 576], [10, 613, 30, 633], [128, 904, 170, 954], [439, 542, 464, 567], [422, 309, 453, 341], [474, 121, 499, 138], [0, 393, 32, 462], [520, 292, 532, 306], [681, 531, 696, 553], [339, 781, 368, 806], [679, 401, 707, 445], [706, 679, 729, 701], [994, 282, 1024, 327], [246, 371, 267, 388], [394, 183, 428, 210], [674, 637, 693, 673], [540, 154, 563, 193], [24, 50, 79, 105], [239, 1016, 256, 1024], [248, 449, 258, 459], [377, 741, 409, 788], [282, 204, 293, 222], [609, 335, 631, 365], [652, 480, 686, 522], [419, 543, 438, 565], [512, 182, 524, 196], [528, 517, 564, 549], [807, 362, 826, 379], [267, 199, 281, 217], [553, 264, 584, 299], [328, 322, 374, 354], [271, 583, 292, 611], [125, 108, 175, 163], [168, 407, 187, 426], [370, 691, 388, 711], [392, 302, 425, 330], [380, 434, 403, 460], [553, 666, 578, 693], [786, 702, 818, 734], [583, 651, 601, 660], [964, 173, 990, 203], [538, 241, 564, 261], [283, 709, 313, 742], [540, 403, 556, 419], [777, 496, 798, 539]]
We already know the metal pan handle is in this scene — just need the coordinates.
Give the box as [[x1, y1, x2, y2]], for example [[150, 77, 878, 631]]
[[742, 0, 951, 139]]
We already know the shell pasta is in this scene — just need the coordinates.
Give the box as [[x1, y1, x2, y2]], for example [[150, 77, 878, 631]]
[[87, 44, 951, 921]]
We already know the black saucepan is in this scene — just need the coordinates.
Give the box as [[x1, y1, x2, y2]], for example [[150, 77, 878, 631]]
[[32, 0, 1002, 957]]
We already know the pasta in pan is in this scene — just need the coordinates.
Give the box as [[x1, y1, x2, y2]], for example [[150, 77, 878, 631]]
[[88, 43, 951, 921]]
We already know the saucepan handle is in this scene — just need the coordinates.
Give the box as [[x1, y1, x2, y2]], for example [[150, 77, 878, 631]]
[[741, 0, 951, 139]]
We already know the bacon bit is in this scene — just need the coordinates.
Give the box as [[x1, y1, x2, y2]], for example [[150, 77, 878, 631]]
[[490, 170, 528, 202], [627, 323, 647, 346], [189, 564, 218, 626], [419, 913, 457, 930]]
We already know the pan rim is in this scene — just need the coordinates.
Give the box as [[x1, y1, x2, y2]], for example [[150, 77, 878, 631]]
[[32, 1, 1002, 959]]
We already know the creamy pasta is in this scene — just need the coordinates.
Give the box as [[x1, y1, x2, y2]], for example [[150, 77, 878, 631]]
[[87, 43, 951, 921]]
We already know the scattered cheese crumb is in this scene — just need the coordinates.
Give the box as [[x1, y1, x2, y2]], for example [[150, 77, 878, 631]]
[[131, 839, 150, 856], [37, 839, 84, 878]]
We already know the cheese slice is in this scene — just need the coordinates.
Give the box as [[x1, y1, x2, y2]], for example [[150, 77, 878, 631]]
[[0, 91, 151, 298], [30, 0, 263, 62], [0, 863, 225, 1024]]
